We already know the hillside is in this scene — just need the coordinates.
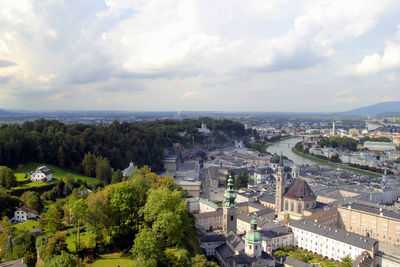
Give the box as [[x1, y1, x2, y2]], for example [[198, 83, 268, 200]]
[[342, 101, 400, 117]]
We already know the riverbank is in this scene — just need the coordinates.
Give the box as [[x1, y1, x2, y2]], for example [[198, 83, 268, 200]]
[[266, 136, 317, 166], [291, 146, 381, 177]]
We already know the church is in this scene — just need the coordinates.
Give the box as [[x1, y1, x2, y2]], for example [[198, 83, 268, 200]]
[[274, 154, 321, 222], [216, 176, 275, 267]]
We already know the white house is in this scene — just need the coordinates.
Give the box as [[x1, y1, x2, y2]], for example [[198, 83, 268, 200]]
[[288, 220, 378, 261], [13, 205, 39, 222], [30, 166, 53, 182]]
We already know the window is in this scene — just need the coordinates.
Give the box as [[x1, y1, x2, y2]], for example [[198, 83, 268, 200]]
[[230, 215, 233, 221]]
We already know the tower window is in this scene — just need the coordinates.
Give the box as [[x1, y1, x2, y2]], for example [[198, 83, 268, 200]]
[[230, 215, 233, 221]]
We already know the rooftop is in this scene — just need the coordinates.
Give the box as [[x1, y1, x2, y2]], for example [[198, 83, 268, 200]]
[[288, 220, 377, 250]]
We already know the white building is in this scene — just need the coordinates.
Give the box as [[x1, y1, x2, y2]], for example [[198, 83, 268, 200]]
[[13, 205, 39, 222], [198, 123, 211, 134], [364, 141, 396, 152], [122, 161, 135, 177], [30, 166, 53, 182], [288, 220, 378, 261]]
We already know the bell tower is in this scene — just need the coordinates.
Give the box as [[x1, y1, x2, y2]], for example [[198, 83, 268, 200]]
[[275, 153, 285, 214], [223, 175, 237, 234]]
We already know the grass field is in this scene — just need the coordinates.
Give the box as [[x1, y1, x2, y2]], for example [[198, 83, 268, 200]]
[[89, 253, 136, 267], [12, 162, 99, 189], [13, 220, 39, 230], [66, 231, 96, 253], [291, 147, 381, 177]]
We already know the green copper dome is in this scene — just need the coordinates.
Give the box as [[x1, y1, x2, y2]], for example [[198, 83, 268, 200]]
[[224, 175, 236, 207], [245, 216, 262, 243]]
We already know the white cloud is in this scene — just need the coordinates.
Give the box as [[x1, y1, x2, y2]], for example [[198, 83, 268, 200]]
[[181, 91, 200, 99], [0, 0, 399, 111], [354, 24, 400, 75]]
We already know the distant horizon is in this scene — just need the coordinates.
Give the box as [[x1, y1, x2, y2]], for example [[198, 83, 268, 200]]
[[3, 100, 400, 114]]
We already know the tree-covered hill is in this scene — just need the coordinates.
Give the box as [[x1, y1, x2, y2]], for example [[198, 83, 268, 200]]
[[0, 118, 246, 172]]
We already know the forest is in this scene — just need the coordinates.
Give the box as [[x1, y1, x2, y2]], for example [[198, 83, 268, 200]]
[[0, 118, 247, 172]]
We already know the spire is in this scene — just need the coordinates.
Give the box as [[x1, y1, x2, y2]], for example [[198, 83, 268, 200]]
[[250, 215, 257, 230], [278, 152, 284, 168], [224, 175, 236, 207]]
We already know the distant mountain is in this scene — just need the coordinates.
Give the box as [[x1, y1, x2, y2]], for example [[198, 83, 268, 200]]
[[342, 101, 400, 117], [0, 108, 12, 115]]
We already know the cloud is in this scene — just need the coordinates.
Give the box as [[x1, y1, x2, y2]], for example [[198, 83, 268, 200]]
[[0, 60, 16, 68], [354, 24, 400, 75], [181, 91, 200, 99], [336, 88, 354, 97], [387, 73, 398, 81], [0, 0, 399, 111]]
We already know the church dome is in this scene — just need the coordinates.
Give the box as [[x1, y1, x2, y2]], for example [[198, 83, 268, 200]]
[[245, 216, 262, 243]]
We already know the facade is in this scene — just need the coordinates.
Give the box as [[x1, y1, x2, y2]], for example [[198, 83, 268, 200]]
[[195, 210, 223, 231], [364, 141, 396, 152], [338, 202, 400, 246], [30, 166, 53, 182], [289, 220, 378, 262], [13, 205, 39, 222]]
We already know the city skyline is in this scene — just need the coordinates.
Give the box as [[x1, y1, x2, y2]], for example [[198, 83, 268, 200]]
[[1, 0, 400, 112]]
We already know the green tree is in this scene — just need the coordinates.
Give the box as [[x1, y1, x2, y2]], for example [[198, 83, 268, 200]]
[[87, 191, 110, 247], [234, 169, 248, 190], [20, 191, 43, 212], [191, 254, 219, 267], [131, 227, 163, 267], [7, 229, 36, 262], [40, 205, 63, 236], [96, 157, 112, 185], [81, 152, 96, 177], [0, 216, 13, 259], [45, 251, 82, 267], [165, 247, 190, 267], [57, 146, 66, 168], [143, 187, 190, 246], [71, 198, 88, 252], [0, 166, 17, 188], [341, 256, 353, 267], [45, 232, 68, 257], [111, 169, 124, 184]]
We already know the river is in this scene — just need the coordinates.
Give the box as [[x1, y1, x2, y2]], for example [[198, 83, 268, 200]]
[[266, 137, 318, 166]]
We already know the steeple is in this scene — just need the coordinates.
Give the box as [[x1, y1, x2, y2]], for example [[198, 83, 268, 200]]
[[275, 153, 285, 214], [245, 215, 262, 257], [223, 174, 237, 234], [224, 175, 236, 207], [278, 152, 284, 168]]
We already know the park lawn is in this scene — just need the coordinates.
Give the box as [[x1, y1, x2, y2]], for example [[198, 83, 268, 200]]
[[66, 231, 96, 253], [89, 253, 136, 267], [13, 162, 99, 186], [13, 220, 39, 230]]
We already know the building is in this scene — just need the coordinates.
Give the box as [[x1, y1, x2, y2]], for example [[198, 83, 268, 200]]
[[122, 161, 135, 177], [30, 166, 53, 182], [13, 205, 39, 222], [215, 217, 275, 267], [223, 175, 237, 235], [198, 123, 211, 134], [338, 202, 400, 246], [289, 220, 378, 262], [364, 141, 396, 152], [275, 154, 319, 221]]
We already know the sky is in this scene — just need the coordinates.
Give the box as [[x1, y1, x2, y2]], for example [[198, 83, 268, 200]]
[[0, 0, 400, 112]]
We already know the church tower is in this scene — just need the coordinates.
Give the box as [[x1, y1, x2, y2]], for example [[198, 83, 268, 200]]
[[245, 216, 262, 258], [223, 175, 237, 234], [275, 153, 285, 214]]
